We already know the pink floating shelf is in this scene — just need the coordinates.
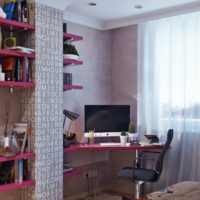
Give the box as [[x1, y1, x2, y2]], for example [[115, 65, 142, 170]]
[[64, 146, 80, 153], [0, 49, 35, 58], [0, 180, 35, 192], [63, 33, 83, 41], [63, 58, 83, 65], [63, 85, 83, 91], [0, 18, 35, 31], [64, 169, 83, 178], [0, 152, 35, 163], [0, 81, 36, 88]]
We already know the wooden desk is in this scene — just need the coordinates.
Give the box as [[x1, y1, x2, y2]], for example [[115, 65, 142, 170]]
[[64, 143, 163, 158], [64, 144, 163, 152], [63, 144, 164, 197], [78, 144, 163, 151]]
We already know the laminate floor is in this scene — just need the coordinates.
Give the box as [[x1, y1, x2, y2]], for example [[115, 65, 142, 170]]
[[79, 193, 121, 200]]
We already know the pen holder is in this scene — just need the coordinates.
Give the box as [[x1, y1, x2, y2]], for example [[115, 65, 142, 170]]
[[87, 137, 94, 145]]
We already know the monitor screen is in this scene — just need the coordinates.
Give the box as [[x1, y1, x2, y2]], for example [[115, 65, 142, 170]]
[[84, 105, 130, 134]]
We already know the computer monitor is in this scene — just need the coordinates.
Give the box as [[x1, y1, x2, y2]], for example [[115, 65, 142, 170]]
[[84, 105, 130, 137]]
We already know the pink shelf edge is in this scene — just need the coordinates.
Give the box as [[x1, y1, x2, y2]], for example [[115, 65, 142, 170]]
[[63, 85, 83, 90], [0, 180, 35, 192], [0, 49, 35, 58], [64, 169, 83, 178], [63, 33, 83, 41], [0, 81, 36, 87], [63, 58, 83, 65], [0, 152, 36, 162], [0, 18, 35, 30], [64, 146, 80, 152]]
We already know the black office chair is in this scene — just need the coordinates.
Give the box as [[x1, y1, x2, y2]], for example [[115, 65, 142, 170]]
[[118, 129, 173, 200]]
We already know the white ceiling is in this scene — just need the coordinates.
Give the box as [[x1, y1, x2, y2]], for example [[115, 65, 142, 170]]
[[66, 0, 199, 21], [64, 0, 200, 30]]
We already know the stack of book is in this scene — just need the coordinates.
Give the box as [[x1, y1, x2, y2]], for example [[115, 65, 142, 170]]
[[63, 163, 74, 173], [7, 46, 35, 54], [3, 56, 32, 82], [3, 0, 35, 24], [63, 73, 72, 85]]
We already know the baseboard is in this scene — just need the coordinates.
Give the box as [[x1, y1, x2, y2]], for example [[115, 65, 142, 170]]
[[64, 184, 111, 200]]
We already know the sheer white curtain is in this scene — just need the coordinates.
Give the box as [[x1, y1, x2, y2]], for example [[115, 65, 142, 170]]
[[138, 11, 200, 191]]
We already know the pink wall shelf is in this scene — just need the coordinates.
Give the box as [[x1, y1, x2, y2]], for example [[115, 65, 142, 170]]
[[0, 152, 35, 163], [0, 18, 35, 31], [63, 85, 83, 91], [0, 180, 35, 192], [0, 49, 35, 58], [63, 33, 83, 41], [64, 146, 80, 153], [63, 58, 83, 65], [64, 169, 83, 178], [0, 81, 36, 88]]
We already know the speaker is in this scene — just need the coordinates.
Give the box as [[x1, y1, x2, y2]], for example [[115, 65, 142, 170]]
[[63, 23, 67, 33], [3, 37, 16, 48]]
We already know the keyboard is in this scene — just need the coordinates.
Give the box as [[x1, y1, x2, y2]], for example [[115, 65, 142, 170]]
[[99, 142, 121, 146], [99, 142, 130, 146]]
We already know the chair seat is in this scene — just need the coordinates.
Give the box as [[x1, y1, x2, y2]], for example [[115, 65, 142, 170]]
[[118, 167, 159, 182]]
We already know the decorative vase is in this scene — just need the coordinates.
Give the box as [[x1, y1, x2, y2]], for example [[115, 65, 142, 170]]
[[128, 133, 137, 142], [120, 135, 127, 146]]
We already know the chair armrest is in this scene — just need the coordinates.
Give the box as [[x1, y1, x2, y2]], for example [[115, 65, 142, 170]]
[[139, 150, 160, 157]]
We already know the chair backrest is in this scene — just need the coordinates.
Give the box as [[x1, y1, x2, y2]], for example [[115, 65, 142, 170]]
[[155, 129, 173, 173]]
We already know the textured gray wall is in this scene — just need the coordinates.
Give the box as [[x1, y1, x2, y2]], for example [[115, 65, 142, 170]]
[[34, 4, 63, 200]]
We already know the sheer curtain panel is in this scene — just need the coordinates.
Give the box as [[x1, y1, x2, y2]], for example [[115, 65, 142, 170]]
[[138, 11, 200, 192]]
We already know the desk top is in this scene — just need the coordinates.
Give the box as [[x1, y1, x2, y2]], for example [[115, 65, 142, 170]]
[[64, 144, 163, 152]]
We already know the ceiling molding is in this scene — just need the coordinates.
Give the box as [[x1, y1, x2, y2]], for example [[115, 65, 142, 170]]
[[103, 1, 200, 30], [63, 11, 104, 30], [64, 1, 200, 30]]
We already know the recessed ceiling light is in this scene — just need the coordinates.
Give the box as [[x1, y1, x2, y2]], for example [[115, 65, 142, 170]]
[[134, 5, 143, 9], [88, 2, 97, 6]]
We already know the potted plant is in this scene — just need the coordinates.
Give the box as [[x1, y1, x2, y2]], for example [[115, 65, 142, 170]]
[[120, 131, 127, 146], [63, 43, 79, 60], [128, 123, 137, 142]]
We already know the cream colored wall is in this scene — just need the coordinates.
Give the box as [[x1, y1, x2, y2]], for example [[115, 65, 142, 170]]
[[63, 22, 113, 199], [63, 23, 138, 198]]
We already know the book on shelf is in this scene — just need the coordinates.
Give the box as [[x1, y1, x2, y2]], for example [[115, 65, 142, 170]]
[[21, 0, 28, 23], [27, 3, 34, 24], [13, 0, 21, 22], [3, 0, 16, 20], [2, 57, 16, 81], [3, 56, 32, 82], [18, 159, 23, 182], [63, 73, 72, 85], [0, 161, 15, 184]]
